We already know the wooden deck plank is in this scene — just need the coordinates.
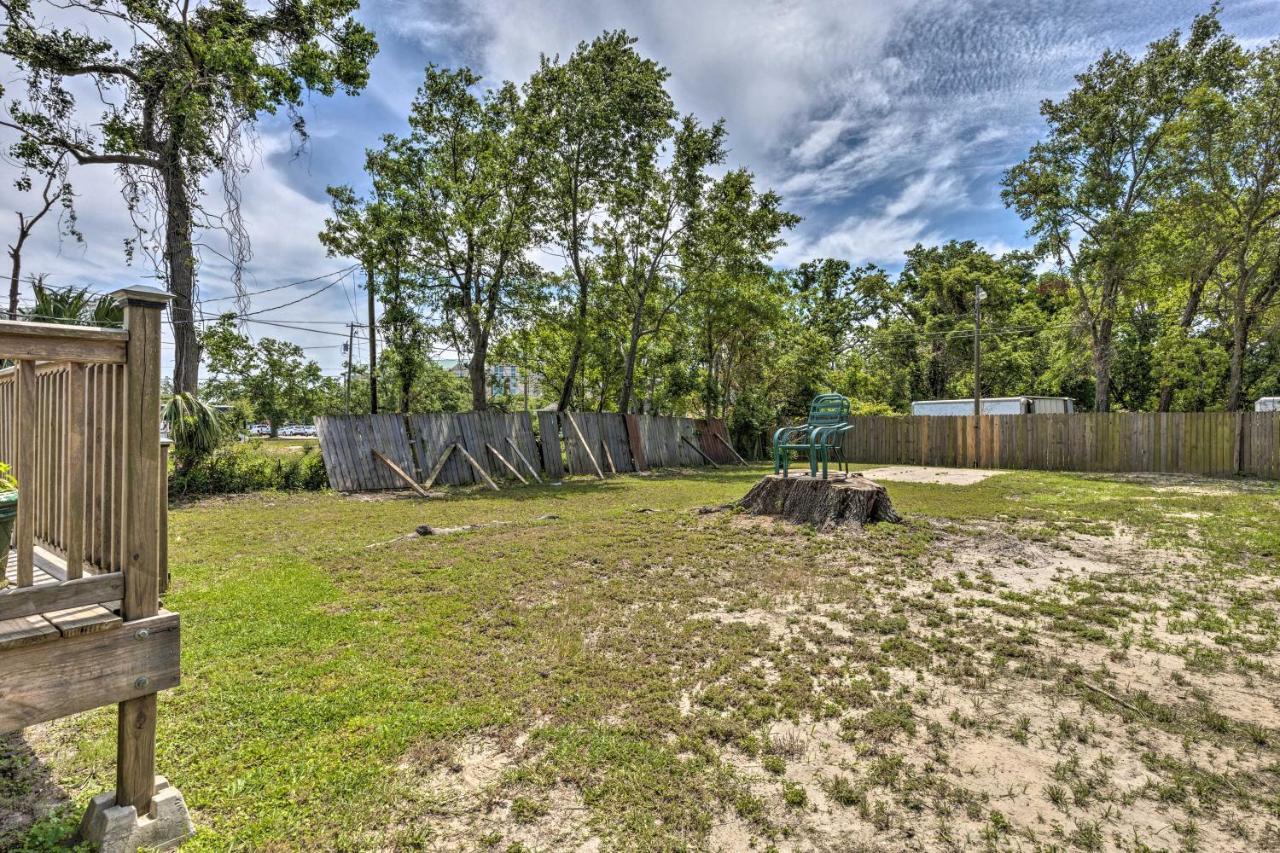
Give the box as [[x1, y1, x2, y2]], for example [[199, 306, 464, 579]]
[[45, 604, 122, 638], [0, 614, 59, 650]]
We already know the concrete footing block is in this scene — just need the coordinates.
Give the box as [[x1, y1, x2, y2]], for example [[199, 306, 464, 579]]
[[79, 776, 194, 852]]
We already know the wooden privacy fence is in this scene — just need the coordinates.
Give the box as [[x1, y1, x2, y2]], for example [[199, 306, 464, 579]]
[[317, 410, 738, 492], [0, 287, 178, 821], [840, 412, 1280, 479]]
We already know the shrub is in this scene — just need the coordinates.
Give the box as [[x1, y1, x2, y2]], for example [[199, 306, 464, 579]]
[[170, 442, 328, 495]]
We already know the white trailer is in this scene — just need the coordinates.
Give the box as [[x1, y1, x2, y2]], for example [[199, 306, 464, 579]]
[[1257, 397, 1280, 412], [910, 396, 1075, 416]]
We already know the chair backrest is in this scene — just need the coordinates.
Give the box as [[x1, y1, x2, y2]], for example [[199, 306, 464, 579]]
[[808, 393, 850, 426]]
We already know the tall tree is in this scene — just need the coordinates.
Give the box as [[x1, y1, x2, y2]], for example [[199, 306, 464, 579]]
[[0, 0, 376, 393], [1200, 42, 1280, 410], [392, 66, 540, 410], [600, 116, 725, 413], [524, 31, 676, 411], [1003, 11, 1235, 410]]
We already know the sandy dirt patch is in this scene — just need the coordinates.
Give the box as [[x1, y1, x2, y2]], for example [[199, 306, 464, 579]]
[[860, 465, 1003, 485]]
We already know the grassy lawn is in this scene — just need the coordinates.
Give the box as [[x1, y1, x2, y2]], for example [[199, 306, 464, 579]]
[[255, 436, 320, 456], [5, 465, 1280, 850]]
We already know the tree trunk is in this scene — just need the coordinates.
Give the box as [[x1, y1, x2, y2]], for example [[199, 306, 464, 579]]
[[617, 308, 644, 413], [162, 151, 200, 395], [8, 243, 22, 321], [1226, 283, 1250, 412], [737, 474, 901, 530], [469, 350, 489, 411], [1092, 316, 1114, 413], [1157, 262, 1219, 412], [558, 281, 588, 412]]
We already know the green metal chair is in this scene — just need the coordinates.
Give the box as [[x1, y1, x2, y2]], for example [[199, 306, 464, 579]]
[[773, 394, 853, 479]]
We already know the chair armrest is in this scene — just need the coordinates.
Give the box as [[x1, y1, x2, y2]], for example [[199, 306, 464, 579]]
[[773, 423, 810, 446]]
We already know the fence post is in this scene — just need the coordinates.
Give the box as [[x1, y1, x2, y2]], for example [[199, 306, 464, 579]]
[[113, 285, 171, 815]]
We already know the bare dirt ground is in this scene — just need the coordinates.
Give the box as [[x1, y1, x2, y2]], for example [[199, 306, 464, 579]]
[[860, 465, 1004, 485]]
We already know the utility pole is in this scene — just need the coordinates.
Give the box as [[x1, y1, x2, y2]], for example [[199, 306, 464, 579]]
[[973, 285, 984, 468], [366, 267, 378, 415], [343, 323, 354, 413]]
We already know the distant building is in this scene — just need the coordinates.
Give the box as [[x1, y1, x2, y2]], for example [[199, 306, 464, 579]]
[[1257, 397, 1280, 413], [911, 396, 1075, 416], [442, 360, 541, 402]]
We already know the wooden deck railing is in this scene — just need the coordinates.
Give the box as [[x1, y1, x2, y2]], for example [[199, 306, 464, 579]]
[[0, 286, 176, 817]]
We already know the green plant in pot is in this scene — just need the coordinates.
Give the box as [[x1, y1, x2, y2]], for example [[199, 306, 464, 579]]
[[0, 461, 16, 557]]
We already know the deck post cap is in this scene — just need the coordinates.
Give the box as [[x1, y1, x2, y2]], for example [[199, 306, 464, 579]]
[[111, 285, 173, 306]]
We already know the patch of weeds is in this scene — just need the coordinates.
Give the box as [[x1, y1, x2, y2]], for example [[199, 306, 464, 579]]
[[510, 796, 549, 823], [782, 781, 808, 809], [841, 701, 917, 743], [824, 774, 866, 808]]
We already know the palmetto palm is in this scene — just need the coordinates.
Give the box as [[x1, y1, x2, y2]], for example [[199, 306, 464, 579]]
[[20, 276, 123, 326], [163, 393, 224, 472]]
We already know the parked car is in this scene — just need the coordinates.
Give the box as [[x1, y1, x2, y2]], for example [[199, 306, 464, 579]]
[[249, 423, 271, 436]]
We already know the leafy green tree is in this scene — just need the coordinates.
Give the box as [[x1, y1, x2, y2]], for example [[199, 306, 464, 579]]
[[201, 317, 326, 436], [0, 0, 377, 393], [524, 31, 676, 411], [321, 190, 425, 414], [1003, 11, 1235, 410], [379, 66, 540, 410]]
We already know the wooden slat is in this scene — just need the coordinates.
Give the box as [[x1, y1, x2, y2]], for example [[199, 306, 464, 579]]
[[454, 442, 499, 491], [421, 443, 456, 491], [624, 414, 647, 471], [563, 412, 603, 479], [538, 412, 564, 479], [15, 360, 36, 587], [485, 443, 528, 484], [63, 364, 86, 577], [505, 435, 542, 484]]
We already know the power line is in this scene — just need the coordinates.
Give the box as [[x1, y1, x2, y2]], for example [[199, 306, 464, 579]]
[[194, 265, 360, 304]]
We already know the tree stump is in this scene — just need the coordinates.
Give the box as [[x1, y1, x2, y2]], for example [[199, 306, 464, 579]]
[[737, 473, 901, 530]]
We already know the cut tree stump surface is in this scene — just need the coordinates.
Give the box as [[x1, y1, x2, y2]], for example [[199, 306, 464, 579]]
[[737, 473, 901, 529]]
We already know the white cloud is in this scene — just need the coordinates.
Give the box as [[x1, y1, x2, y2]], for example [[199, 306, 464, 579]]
[[4, 0, 1276, 376]]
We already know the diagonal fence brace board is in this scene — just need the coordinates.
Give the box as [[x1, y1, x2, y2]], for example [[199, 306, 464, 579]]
[[485, 443, 527, 484], [505, 436, 542, 484], [371, 449, 431, 498]]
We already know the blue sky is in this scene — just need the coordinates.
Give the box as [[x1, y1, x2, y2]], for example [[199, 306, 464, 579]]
[[4, 0, 1278, 375]]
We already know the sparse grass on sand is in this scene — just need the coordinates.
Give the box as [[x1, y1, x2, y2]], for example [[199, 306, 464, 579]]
[[4, 465, 1280, 851]]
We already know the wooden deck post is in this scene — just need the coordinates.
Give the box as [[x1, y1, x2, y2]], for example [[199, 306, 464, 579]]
[[113, 285, 171, 815]]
